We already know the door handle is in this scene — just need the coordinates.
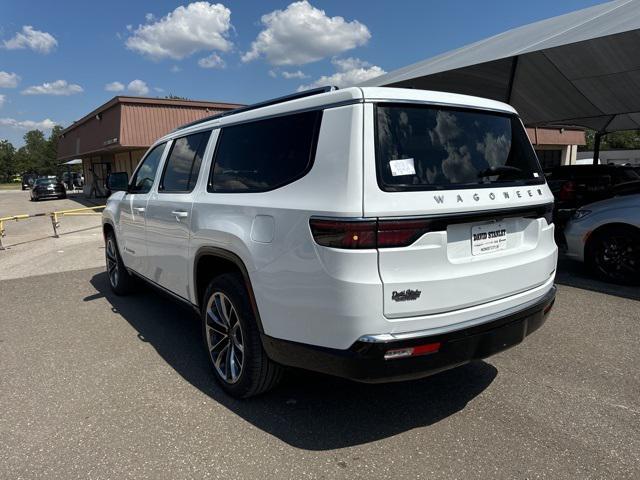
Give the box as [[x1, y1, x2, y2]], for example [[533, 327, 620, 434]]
[[171, 210, 189, 219], [133, 207, 146, 213]]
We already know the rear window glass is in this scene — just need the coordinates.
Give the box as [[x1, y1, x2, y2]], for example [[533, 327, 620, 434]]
[[209, 111, 322, 193], [375, 103, 543, 191]]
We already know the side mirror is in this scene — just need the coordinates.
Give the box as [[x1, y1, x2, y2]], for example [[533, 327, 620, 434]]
[[107, 172, 129, 192]]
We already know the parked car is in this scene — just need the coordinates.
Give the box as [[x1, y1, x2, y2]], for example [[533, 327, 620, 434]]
[[21, 173, 38, 190], [30, 177, 66, 201], [545, 164, 640, 210], [103, 86, 557, 398], [564, 194, 640, 284]]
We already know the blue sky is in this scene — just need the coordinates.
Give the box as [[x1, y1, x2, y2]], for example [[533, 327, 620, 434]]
[[0, 0, 606, 147]]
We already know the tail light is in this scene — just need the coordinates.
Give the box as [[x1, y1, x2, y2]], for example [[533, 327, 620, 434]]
[[308, 219, 377, 249], [559, 180, 576, 201], [309, 218, 432, 249], [310, 203, 554, 249]]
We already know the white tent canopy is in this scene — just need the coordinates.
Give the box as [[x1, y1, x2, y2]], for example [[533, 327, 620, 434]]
[[60, 159, 82, 165], [361, 0, 640, 133]]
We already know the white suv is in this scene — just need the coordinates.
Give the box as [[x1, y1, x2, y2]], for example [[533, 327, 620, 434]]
[[103, 86, 557, 398]]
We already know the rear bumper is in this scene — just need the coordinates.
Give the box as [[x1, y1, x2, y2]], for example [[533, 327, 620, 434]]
[[262, 285, 556, 383]]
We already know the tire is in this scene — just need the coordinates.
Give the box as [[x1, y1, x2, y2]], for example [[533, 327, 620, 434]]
[[104, 231, 136, 295], [201, 273, 283, 398], [586, 225, 640, 285]]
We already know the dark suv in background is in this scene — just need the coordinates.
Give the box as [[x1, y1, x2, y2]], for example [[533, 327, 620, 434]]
[[21, 173, 38, 190]]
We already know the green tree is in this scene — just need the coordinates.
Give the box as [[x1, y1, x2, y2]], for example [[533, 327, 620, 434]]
[[14, 130, 48, 174], [583, 129, 640, 150], [11, 127, 64, 175], [0, 139, 16, 182]]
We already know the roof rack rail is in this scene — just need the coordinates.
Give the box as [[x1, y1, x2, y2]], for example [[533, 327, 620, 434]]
[[176, 86, 338, 131]]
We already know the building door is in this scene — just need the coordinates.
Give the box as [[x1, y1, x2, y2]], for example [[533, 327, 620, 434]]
[[90, 162, 111, 197]]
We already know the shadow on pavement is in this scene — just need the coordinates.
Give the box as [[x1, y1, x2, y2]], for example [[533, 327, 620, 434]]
[[87, 271, 497, 450], [556, 257, 640, 301]]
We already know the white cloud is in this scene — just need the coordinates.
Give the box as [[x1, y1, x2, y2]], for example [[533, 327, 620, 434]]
[[170, 65, 182, 73], [154, 87, 164, 93], [0, 95, 5, 109], [477, 132, 511, 168], [105, 81, 125, 92], [242, 1, 370, 66], [281, 70, 308, 79], [145, 13, 156, 22], [22, 80, 83, 96], [0, 117, 57, 131], [3, 26, 58, 54], [198, 52, 225, 69], [127, 79, 150, 95], [126, 2, 233, 60], [0, 71, 20, 88], [298, 57, 385, 90], [268, 70, 277, 78]]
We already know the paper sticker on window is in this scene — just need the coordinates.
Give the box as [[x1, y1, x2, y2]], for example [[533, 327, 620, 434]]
[[389, 158, 416, 177]]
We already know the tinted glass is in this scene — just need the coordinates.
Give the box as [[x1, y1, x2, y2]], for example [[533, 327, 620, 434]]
[[35, 178, 55, 185], [160, 131, 211, 192], [376, 104, 543, 191], [130, 143, 166, 193], [210, 111, 321, 192]]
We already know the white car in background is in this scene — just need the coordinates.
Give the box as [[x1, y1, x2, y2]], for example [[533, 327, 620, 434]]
[[564, 194, 640, 284]]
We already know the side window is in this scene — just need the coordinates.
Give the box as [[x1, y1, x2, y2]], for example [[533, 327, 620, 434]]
[[209, 110, 322, 192], [130, 142, 166, 194], [160, 130, 211, 193]]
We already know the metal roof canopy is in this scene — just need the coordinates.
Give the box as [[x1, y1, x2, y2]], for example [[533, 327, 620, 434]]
[[361, 0, 640, 162]]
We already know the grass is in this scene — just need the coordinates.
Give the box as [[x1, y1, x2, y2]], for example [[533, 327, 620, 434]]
[[0, 183, 21, 190]]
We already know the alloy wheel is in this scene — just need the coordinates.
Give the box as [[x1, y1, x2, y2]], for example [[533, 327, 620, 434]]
[[596, 234, 639, 282], [105, 238, 119, 288], [205, 292, 245, 384]]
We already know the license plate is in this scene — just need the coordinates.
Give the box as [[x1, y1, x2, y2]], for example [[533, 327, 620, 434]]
[[471, 222, 507, 256]]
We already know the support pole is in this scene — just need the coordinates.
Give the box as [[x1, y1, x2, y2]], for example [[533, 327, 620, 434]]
[[51, 213, 59, 238], [593, 132, 602, 165]]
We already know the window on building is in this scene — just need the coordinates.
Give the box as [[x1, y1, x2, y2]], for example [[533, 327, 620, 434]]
[[209, 111, 322, 193], [160, 131, 211, 192], [536, 149, 562, 169], [130, 142, 167, 194]]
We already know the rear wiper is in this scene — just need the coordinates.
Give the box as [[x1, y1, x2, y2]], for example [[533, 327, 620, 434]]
[[477, 166, 524, 178]]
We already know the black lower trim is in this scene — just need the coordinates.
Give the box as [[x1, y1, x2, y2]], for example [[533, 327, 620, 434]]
[[262, 286, 556, 383]]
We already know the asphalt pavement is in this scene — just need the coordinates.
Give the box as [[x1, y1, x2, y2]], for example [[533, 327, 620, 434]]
[[1, 262, 638, 479]]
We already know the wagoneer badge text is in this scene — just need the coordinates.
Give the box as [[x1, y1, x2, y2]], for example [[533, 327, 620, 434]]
[[432, 188, 545, 205], [392, 289, 422, 302]]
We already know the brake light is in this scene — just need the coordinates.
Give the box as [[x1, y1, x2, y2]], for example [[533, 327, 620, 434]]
[[309, 218, 432, 249], [559, 181, 576, 201], [377, 218, 432, 248], [308, 219, 377, 249]]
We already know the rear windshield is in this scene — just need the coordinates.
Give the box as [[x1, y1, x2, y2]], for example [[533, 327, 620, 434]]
[[375, 103, 544, 191], [35, 179, 56, 185]]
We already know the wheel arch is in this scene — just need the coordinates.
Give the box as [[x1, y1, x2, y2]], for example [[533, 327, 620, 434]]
[[193, 247, 264, 333], [585, 221, 640, 255]]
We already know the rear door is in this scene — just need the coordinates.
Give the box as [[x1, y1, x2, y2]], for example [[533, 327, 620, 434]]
[[363, 102, 557, 318], [145, 130, 212, 299], [118, 142, 167, 274]]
